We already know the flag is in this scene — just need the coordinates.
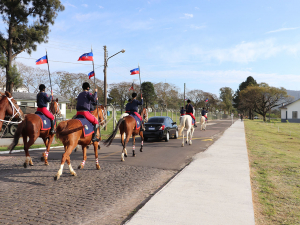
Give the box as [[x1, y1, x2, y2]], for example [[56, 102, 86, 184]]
[[205, 98, 208, 102], [185, 98, 187, 101], [129, 83, 134, 91], [36, 55, 47, 65], [130, 68, 139, 75], [88, 71, 95, 79], [78, 52, 93, 61]]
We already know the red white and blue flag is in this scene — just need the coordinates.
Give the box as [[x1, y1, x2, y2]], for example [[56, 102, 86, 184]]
[[205, 98, 209, 102], [130, 68, 139, 75], [36, 55, 47, 65], [78, 52, 93, 61], [129, 83, 134, 91], [88, 71, 95, 79]]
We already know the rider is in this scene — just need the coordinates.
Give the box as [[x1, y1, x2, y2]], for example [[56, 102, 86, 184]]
[[126, 93, 144, 130], [180, 107, 185, 116], [201, 107, 208, 122], [76, 82, 99, 142], [185, 99, 197, 127], [125, 99, 131, 113], [37, 84, 55, 134]]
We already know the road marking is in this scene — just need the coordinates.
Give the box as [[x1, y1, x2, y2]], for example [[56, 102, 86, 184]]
[[100, 151, 120, 159], [178, 136, 213, 141]]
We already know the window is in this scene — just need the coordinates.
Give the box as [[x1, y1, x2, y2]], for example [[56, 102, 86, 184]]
[[27, 102, 35, 107], [20, 102, 27, 106], [292, 111, 298, 119]]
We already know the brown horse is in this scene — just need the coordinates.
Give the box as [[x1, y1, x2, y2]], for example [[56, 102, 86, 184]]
[[0, 91, 24, 133], [8, 99, 61, 167], [54, 106, 104, 180], [104, 108, 148, 161]]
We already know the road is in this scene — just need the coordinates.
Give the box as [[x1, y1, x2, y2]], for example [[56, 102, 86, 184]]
[[0, 119, 235, 225]]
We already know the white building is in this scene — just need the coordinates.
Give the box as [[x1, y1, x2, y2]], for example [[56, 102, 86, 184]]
[[279, 99, 300, 123], [12, 92, 69, 119]]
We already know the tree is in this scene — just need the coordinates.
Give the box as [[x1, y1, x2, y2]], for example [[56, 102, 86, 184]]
[[141, 82, 156, 107], [0, 0, 65, 93], [154, 82, 181, 109], [108, 82, 133, 113], [240, 83, 288, 121], [219, 87, 234, 114]]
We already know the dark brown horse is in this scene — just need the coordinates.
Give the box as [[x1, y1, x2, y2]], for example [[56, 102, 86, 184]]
[[54, 106, 104, 180], [104, 108, 148, 161], [0, 91, 24, 133], [8, 99, 61, 167]]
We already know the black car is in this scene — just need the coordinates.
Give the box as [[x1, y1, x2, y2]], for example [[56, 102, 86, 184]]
[[143, 116, 178, 142]]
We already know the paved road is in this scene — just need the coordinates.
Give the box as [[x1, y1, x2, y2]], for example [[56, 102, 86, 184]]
[[0, 119, 235, 225]]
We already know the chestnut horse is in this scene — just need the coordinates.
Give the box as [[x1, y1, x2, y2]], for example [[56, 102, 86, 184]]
[[0, 91, 24, 133], [54, 106, 104, 180], [104, 108, 148, 161], [8, 99, 61, 167]]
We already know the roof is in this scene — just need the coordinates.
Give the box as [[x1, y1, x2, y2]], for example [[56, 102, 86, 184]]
[[279, 99, 300, 109], [12, 92, 70, 103]]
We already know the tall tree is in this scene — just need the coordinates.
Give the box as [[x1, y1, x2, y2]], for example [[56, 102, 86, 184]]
[[0, 0, 65, 93], [219, 87, 234, 114], [141, 81, 156, 107]]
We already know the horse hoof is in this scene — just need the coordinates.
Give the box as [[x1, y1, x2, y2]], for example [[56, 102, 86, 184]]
[[71, 172, 77, 177], [133, 154, 136, 157], [124, 154, 127, 157], [45, 162, 49, 166], [96, 164, 100, 170], [29, 163, 34, 166], [23, 163, 27, 168], [54, 175, 59, 181], [41, 156, 44, 161], [181, 144, 184, 147], [78, 165, 83, 169], [140, 148, 143, 152]]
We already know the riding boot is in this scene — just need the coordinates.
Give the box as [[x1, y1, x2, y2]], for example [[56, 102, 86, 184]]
[[194, 124, 197, 128], [92, 124, 100, 142], [50, 119, 56, 134]]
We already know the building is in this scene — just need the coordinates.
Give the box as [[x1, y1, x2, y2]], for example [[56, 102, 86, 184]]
[[279, 99, 300, 123], [12, 92, 69, 119]]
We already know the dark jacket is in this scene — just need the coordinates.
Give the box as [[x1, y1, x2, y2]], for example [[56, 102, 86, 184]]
[[180, 109, 186, 115], [37, 92, 51, 108], [76, 91, 97, 111], [127, 99, 143, 112], [201, 110, 207, 116], [185, 104, 194, 113]]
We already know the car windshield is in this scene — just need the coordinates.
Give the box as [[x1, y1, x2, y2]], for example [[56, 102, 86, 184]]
[[147, 118, 165, 123]]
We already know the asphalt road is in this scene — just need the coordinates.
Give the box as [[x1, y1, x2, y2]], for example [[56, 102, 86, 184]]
[[0, 119, 235, 225]]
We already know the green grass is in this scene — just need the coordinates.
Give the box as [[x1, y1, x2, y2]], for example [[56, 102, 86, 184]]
[[244, 120, 300, 224]]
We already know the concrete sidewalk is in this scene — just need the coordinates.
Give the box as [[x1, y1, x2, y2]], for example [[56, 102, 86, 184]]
[[125, 120, 255, 225]]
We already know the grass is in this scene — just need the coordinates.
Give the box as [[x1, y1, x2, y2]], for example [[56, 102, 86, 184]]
[[244, 119, 300, 224]]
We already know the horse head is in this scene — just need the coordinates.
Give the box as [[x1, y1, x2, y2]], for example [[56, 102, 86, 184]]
[[1, 91, 24, 120], [141, 107, 148, 122], [50, 98, 61, 117]]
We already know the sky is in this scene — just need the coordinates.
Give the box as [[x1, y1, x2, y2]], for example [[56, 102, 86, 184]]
[[3, 0, 300, 97]]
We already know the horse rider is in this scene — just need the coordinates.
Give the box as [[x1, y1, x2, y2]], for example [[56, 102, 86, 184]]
[[126, 93, 144, 130], [201, 107, 208, 122], [185, 99, 197, 127], [180, 106, 185, 116], [37, 84, 56, 134], [76, 82, 99, 142], [125, 99, 131, 113]]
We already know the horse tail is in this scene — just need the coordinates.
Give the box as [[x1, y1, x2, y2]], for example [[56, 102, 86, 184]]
[[56, 121, 84, 138], [8, 119, 26, 153], [178, 116, 186, 136], [103, 118, 124, 147]]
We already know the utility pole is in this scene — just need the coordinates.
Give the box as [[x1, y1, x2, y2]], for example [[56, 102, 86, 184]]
[[184, 83, 186, 107], [103, 45, 107, 107]]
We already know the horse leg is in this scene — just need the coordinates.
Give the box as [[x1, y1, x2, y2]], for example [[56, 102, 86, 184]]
[[66, 154, 77, 177], [121, 132, 127, 160], [189, 129, 192, 145], [122, 132, 131, 161], [93, 142, 100, 170], [182, 129, 185, 147], [42, 135, 54, 166], [132, 134, 136, 157], [139, 130, 144, 152], [23, 134, 38, 168], [78, 145, 87, 169], [54, 144, 76, 180]]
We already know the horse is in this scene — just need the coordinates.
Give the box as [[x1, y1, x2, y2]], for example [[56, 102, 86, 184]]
[[0, 91, 24, 133], [200, 113, 207, 131], [178, 114, 195, 147], [103, 108, 148, 162], [8, 98, 61, 167], [54, 106, 104, 180]]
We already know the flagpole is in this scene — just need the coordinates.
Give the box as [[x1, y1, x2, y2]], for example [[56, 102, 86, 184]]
[[46, 50, 52, 96], [92, 46, 100, 141]]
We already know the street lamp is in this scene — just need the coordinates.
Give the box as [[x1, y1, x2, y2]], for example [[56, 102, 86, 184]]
[[103, 46, 125, 107]]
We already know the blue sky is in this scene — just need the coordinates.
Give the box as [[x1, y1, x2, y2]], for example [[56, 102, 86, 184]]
[[6, 0, 300, 96]]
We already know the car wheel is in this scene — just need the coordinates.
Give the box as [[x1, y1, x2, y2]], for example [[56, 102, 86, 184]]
[[9, 124, 18, 136], [165, 132, 169, 142], [144, 137, 148, 141], [174, 130, 178, 139]]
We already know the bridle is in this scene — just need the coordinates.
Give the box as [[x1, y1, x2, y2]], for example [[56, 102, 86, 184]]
[[0, 96, 24, 123], [50, 101, 61, 117]]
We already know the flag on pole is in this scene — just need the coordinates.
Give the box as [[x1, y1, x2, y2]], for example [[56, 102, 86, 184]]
[[36, 55, 48, 65], [88, 71, 95, 79], [205, 98, 209, 102], [130, 68, 139, 75], [129, 83, 134, 91], [78, 52, 93, 61]]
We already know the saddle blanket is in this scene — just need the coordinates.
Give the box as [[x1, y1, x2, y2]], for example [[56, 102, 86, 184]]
[[75, 115, 94, 137], [129, 113, 141, 130], [35, 111, 55, 131]]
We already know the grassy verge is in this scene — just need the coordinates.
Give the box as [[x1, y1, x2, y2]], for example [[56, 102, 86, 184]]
[[244, 119, 300, 224]]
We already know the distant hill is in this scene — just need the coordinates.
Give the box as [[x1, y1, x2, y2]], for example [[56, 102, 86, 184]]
[[286, 90, 300, 101]]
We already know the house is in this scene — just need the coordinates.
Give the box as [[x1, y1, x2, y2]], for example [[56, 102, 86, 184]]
[[12, 92, 69, 119], [279, 99, 300, 123]]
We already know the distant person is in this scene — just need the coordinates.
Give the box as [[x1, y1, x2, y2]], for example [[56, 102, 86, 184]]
[[241, 114, 243, 121], [201, 107, 208, 123], [180, 107, 185, 116], [185, 99, 197, 127]]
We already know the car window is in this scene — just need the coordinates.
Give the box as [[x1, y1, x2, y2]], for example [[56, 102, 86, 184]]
[[148, 118, 165, 123]]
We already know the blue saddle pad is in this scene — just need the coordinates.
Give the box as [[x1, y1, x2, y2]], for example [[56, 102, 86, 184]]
[[192, 118, 195, 125], [35, 111, 52, 130], [75, 115, 94, 137], [129, 113, 141, 130]]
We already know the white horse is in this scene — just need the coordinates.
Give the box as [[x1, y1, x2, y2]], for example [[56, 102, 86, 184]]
[[200, 113, 207, 131], [178, 115, 194, 147]]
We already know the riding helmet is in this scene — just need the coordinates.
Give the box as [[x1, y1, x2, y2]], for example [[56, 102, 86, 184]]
[[132, 93, 137, 98], [39, 84, 46, 91], [187, 99, 191, 103], [82, 82, 90, 90]]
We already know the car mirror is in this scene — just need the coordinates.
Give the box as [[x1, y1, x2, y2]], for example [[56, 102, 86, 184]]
[[172, 122, 176, 125]]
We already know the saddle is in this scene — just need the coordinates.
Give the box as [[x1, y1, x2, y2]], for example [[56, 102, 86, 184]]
[[35, 111, 54, 130], [128, 112, 141, 130], [74, 115, 94, 137]]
